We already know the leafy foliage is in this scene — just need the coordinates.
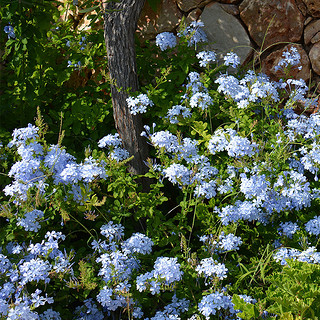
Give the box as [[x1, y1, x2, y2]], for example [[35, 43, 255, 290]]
[[1, 1, 320, 319]]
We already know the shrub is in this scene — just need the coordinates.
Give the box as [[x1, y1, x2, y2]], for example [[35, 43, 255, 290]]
[[1, 16, 320, 320]]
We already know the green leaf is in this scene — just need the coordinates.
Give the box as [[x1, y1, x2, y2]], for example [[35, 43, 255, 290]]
[[147, 0, 161, 12], [72, 119, 81, 135], [78, 5, 99, 13]]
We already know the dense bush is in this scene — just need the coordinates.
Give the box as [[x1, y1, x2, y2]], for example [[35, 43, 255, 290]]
[[0, 0, 113, 156], [1, 2, 320, 319]]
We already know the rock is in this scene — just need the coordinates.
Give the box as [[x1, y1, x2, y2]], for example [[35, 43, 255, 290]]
[[261, 44, 311, 82], [218, 0, 241, 3], [200, 2, 252, 64], [311, 32, 320, 43], [309, 42, 320, 75], [137, 0, 182, 41], [305, 17, 313, 25], [304, 20, 320, 45], [185, 8, 203, 24], [239, 0, 304, 49], [315, 75, 320, 94], [295, 0, 307, 16], [220, 4, 239, 16], [302, 0, 320, 17], [198, 0, 214, 8], [176, 0, 202, 12]]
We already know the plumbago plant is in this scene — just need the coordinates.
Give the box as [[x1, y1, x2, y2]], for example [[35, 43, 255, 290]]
[[2, 21, 320, 319]]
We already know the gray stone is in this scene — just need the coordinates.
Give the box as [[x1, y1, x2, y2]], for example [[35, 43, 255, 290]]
[[309, 42, 320, 75], [200, 2, 252, 64]]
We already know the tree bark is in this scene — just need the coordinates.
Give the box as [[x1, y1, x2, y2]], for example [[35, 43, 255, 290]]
[[103, 0, 148, 175]]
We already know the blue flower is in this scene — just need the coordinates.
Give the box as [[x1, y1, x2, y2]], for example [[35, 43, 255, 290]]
[[163, 163, 193, 186], [74, 299, 103, 320], [278, 222, 299, 238], [122, 233, 153, 255], [196, 258, 228, 280], [198, 291, 234, 317], [274, 46, 302, 71], [194, 180, 216, 199], [100, 221, 124, 242], [196, 50, 216, 67], [150, 130, 179, 152], [153, 257, 182, 284], [19, 258, 51, 285], [166, 105, 191, 124], [156, 32, 177, 51], [127, 94, 153, 115], [178, 21, 207, 47], [218, 232, 242, 252], [98, 133, 122, 148], [4, 25, 15, 39], [190, 92, 213, 110], [305, 216, 320, 236], [40, 309, 62, 319], [223, 52, 240, 68], [17, 209, 44, 232]]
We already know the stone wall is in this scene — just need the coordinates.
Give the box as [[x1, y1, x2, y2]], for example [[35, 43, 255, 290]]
[[137, 0, 320, 93]]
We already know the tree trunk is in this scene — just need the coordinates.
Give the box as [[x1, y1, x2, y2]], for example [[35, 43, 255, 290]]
[[103, 0, 148, 176]]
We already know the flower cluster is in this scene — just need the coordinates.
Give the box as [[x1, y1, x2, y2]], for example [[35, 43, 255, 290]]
[[146, 294, 189, 320], [305, 215, 320, 236], [4, 25, 15, 39], [136, 257, 182, 295], [166, 105, 192, 124], [185, 71, 206, 95], [198, 290, 235, 318], [215, 70, 280, 108], [163, 163, 194, 186], [274, 247, 320, 265], [196, 50, 216, 67], [94, 221, 153, 313], [274, 46, 302, 71], [144, 128, 220, 198], [74, 299, 104, 320], [278, 221, 300, 238], [156, 32, 177, 51], [178, 21, 207, 47], [126, 94, 154, 115], [208, 128, 258, 158], [190, 92, 213, 110], [17, 209, 44, 232], [200, 232, 242, 254], [98, 133, 129, 161], [4, 124, 107, 204], [0, 231, 73, 319], [196, 258, 228, 280], [223, 52, 240, 68]]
